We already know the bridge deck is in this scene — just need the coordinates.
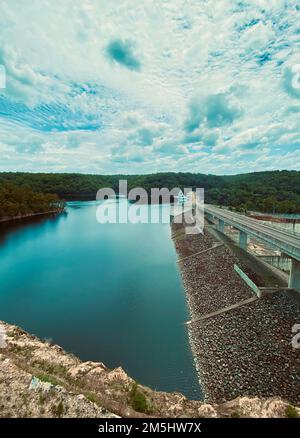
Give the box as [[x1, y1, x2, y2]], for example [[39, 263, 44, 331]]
[[204, 205, 300, 261]]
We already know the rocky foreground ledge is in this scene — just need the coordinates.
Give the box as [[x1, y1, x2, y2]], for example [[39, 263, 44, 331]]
[[0, 321, 299, 418]]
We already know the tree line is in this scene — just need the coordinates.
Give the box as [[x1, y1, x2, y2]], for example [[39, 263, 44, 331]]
[[0, 170, 299, 214], [0, 183, 64, 220]]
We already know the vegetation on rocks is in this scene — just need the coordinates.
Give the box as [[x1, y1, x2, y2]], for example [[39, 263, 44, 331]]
[[286, 404, 299, 418], [129, 382, 155, 414]]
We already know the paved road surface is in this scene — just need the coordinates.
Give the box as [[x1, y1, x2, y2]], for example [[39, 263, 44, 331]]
[[204, 204, 300, 261]]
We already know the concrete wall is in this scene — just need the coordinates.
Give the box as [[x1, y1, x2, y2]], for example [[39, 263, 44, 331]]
[[258, 255, 291, 273]]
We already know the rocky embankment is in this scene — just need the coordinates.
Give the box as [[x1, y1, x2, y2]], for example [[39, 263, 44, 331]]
[[0, 321, 299, 418], [172, 219, 300, 405]]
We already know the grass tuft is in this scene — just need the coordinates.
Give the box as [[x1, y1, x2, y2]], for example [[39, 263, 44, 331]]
[[129, 382, 154, 414], [286, 405, 299, 418]]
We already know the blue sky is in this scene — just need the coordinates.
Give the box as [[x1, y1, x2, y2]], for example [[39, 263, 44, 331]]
[[0, 0, 299, 174]]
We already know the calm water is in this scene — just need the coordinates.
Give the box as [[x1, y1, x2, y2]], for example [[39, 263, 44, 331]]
[[0, 200, 201, 399]]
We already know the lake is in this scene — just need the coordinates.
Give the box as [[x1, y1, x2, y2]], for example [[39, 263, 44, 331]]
[[0, 200, 201, 399]]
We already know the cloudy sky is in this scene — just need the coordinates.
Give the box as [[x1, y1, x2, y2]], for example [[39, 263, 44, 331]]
[[0, 0, 299, 175]]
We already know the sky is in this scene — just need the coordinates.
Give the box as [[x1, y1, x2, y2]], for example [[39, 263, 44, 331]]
[[0, 0, 299, 175]]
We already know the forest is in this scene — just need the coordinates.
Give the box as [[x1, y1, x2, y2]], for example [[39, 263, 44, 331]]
[[0, 183, 64, 220], [0, 170, 299, 214]]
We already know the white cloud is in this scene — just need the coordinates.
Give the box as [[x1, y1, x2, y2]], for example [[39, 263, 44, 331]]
[[0, 0, 299, 174]]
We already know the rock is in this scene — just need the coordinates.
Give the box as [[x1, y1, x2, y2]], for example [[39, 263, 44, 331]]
[[29, 376, 53, 392], [172, 219, 300, 406], [107, 367, 131, 383], [0, 319, 299, 418], [198, 404, 217, 417], [68, 361, 107, 379]]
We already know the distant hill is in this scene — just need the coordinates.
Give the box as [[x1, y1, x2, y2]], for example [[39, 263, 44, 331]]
[[0, 170, 299, 213]]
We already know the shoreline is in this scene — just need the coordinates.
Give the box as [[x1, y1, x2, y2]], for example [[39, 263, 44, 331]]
[[0, 209, 64, 224], [171, 218, 300, 405]]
